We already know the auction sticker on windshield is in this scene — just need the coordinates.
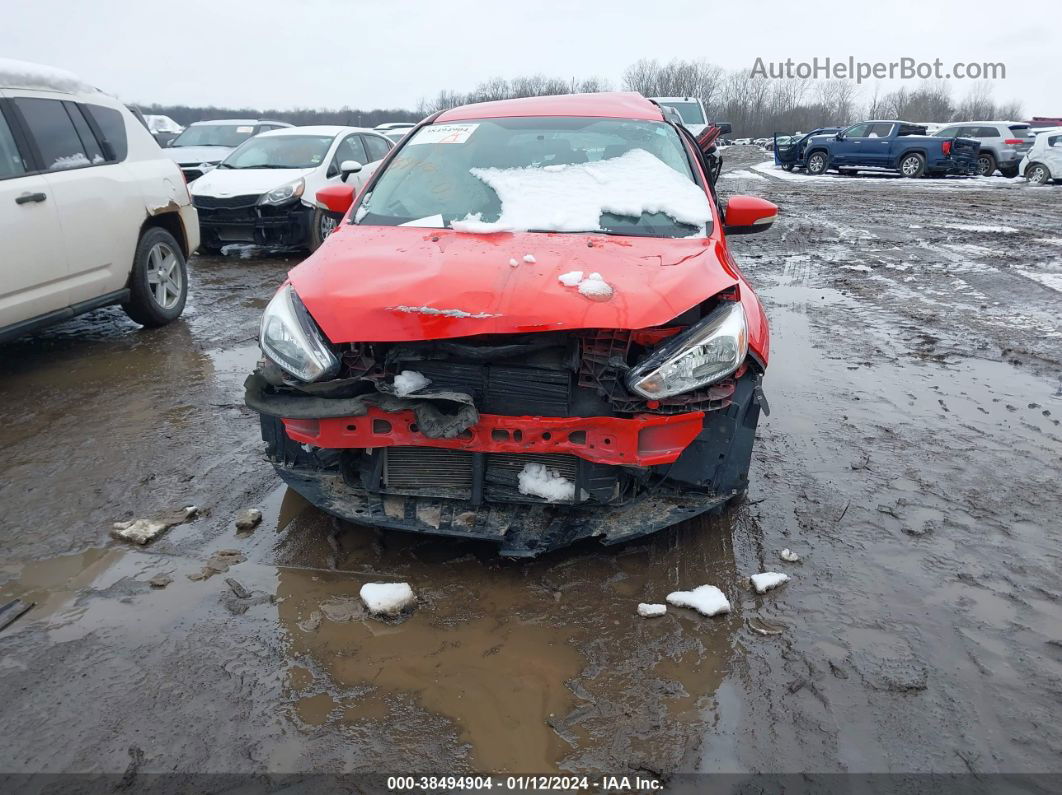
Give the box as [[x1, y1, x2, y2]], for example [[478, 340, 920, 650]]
[[236, 126, 254, 133], [409, 123, 479, 145]]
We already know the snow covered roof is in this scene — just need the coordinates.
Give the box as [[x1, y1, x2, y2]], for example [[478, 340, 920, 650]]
[[437, 92, 663, 123], [0, 58, 98, 93], [257, 125, 372, 138]]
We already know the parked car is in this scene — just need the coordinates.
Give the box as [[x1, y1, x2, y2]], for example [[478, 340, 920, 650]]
[[375, 122, 415, 132], [190, 125, 394, 252], [163, 119, 292, 182], [1019, 131, 1062, 185], [144, 114, 183, 147], [804, 120, 980, 177], [774, 128, 842, 170], [650, 97, 708, 136], [933, 122, 1035, 177], [244, 92, 775, 556], [381, 128, 413, 144], [0, 59, 198, 342]]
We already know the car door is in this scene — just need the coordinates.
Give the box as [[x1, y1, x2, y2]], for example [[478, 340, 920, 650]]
[[11, 94, 141, 307], [328, 133, 373, 192], [832, 123, 870, 165], [861, 123, 895, 166], [0, 97, 69, 330]]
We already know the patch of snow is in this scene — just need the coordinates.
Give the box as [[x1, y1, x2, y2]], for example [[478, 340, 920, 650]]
[[393, 370, 431, 396], [508, 257, 519, 267], [517, 463, 575, 502], [110, 506, 198, 545], [51, 153, 91, 170], [1015, 269, 1062, 294], [577, 272, 614, 300], [558, 270, 584, 287], [0, 58, 96, 93], [780, 548, 800, 562], [399, 214, 445, 228], [941, 223, 1018, 233], [360, 582, 416, 616], [751, 572, 790, 594], [637, 603, 667, 618], [666, 585, 731, 617], [719, 169, 767, 181], [523, 254, 536, 263], [450, 149, 712, 234], [389, 305, 499, 319]]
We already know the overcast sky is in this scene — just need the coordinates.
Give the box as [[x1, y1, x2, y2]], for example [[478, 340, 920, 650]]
[[3, 0, 1057, 116]]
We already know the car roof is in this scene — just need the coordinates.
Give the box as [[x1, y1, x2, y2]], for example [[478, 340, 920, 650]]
[[257, 125, 378, 138], [189, 119, 291, 126], [0, 57, 98, 93], [436, 92, 664, 123], [651, 96, 701, 102]]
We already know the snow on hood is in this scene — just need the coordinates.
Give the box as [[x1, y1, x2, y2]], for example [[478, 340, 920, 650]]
[[450, 149, 712, 234], [164, 146, 235, 166], [190, 166, 316, 198]]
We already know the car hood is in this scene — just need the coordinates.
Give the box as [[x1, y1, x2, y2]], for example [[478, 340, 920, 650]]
[[163, 146, 234, 166], [289, 225, 758, 349], [191, 167, 316, 198]]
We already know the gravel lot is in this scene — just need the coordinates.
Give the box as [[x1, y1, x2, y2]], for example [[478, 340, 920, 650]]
[[1, 147, 1059, 781]]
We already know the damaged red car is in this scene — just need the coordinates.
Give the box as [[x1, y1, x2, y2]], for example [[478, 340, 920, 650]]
[[245, 92, 775, 556]]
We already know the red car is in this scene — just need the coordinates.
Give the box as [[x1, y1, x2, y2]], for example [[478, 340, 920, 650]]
[[245, 92, 775, 556]]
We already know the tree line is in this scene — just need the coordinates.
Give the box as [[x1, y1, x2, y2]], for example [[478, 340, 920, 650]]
[[141, 58, 1026, 138]]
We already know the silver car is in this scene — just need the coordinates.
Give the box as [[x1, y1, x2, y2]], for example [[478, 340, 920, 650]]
[[933, 122, 1035, 177]]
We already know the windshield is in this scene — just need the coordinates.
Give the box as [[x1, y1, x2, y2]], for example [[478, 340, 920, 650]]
[[220, 135, 334, 169], [659, 102, 705, 125], [171, 124, 257, 148], [356, 116, 710, 238]]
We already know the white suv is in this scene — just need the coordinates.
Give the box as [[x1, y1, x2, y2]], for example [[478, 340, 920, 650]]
[[0, 59, 198, 342]]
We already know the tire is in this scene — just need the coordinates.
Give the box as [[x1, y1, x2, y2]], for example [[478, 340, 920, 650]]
[[806, 151, 829, 175], [899, 153, 926, 178], [1026, 163, 1051, 185], [122, 227, 188, 327], [309, 206, 343, 251], [1000, 164, 1019, 179], [781, 163, 794, 171], [977, 152, 997, 177]]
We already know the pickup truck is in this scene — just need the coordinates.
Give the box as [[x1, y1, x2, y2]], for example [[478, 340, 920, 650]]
[[803, 120, 980, 178]]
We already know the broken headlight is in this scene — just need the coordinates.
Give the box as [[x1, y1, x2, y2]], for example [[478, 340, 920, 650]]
[[627, 301, 748, 398], [259, 178, 305, 206], [259, 284, 339, 382]]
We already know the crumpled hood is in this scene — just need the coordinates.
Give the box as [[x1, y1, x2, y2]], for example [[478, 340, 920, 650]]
[[191, 166, 315, 198], [163, 145, 233, 166], [288, 225, 764, 356]]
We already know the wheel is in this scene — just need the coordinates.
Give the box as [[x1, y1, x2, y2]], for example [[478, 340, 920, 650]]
[[899, 153, 926, 178], [309, 206, 343, 251], [1026, 163, 1051, 185], [1000, 164, 1019, 179], [781, 163, 794, 171], [806, 151, 829, 175], [122, 227, 188, 327], [977, 152, 997, 177]]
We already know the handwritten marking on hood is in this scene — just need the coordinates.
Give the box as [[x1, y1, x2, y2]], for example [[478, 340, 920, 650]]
[[389, 305, 500, 319]]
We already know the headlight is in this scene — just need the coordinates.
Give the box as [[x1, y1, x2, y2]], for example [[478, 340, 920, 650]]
[[259, 178, 305, 206], [627, 301, 748, 398], [259, 284, 339, 382]]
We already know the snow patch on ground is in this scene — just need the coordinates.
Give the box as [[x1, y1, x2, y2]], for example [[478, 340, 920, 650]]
[[393, 370, 431, 396], [751, 572, 790, 593], [359, 582, 415, 616], [719, 169, 767, 181], [517, 463, 575, 502], [940, 223, 1018, 233], [389, 305, 499, 319], [1015, 269, 1062, 294], [637, 603, 667, 618], [666, 585, 731, 616], [780, 548, 801, 562], [450, 149, 712, 234]]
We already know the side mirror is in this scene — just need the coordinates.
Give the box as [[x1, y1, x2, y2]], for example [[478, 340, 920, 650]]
[[316, 184, 356, 216], [835, 132, 844, 141], [716, 122, 733, 135], [340, 159, 363, 182], [724, 196, 777, 235]]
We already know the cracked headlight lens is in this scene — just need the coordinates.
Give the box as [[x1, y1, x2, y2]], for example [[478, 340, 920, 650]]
[[259, 178, 305, 206], [259, 284, 339, 382], [627, 301, 748, 398]]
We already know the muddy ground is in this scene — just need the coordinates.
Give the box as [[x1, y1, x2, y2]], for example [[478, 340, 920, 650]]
[[1, 147, 1060, 784]]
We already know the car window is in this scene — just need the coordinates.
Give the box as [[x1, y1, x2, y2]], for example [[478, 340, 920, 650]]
[[171, 124, 254, 148], [845, 124, 869, 137], [0, 109, 28, 179], [978, 126, 1001, 138], [1048, 135, 1062, 148], [1007, 125, 1034, 139], [221, 134, 334, 169], [362, 134, 391, 162], [867, 123, 894, 137], [14, 97, 98, 171], [334, 134, 368, 167], [66, 103, 105, 164], [83, 104, 128, 161], [934, 126, 957, 137]]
